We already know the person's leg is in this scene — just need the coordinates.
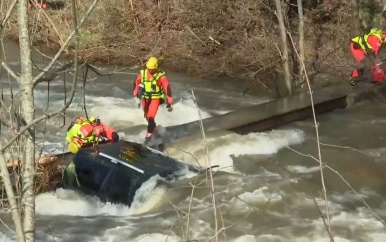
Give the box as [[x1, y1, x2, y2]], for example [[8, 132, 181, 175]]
[[350, 42, 366, 78], [145, 99, 160, 139]]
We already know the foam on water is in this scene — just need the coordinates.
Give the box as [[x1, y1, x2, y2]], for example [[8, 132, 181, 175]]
[[166, 129, 305, 172], [24, 93, 215, 154], [88, 97, 212, 128], [35, 189, 132, 216], [5, 79, 386, 241], [232, 235, 257, 242], [286, 165, 321, 174], [228, 187, 283, 215], [35, 170, 195, 217], [131, 233, 181, 242]]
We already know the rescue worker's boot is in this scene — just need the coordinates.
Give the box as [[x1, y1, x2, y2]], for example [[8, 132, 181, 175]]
[[144, 132, 152, 145]]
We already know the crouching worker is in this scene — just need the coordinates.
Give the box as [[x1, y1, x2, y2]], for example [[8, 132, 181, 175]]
[[66, 116, 119, 154], [350, 28, 386, 85]]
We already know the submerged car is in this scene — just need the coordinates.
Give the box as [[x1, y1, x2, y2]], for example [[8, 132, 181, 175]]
[[61, 140, 200, 206]]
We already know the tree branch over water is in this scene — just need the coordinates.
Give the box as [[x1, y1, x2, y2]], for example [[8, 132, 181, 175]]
[[1, 61, 19, 81], [32, 0, 99, 85], [0, 0, 101, 240], [32, 61, 74, 87], [0, 0, 17, 31], [287, 146, 386, 227]]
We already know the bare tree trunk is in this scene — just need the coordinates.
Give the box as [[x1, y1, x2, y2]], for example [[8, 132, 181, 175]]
[[351, 0, 361, 32], [274, 0, 292, 95], [17, 0, 36, 241], [0, 152, 25, 241], [0, 1, 99, 241], [297, 0, 305, 87], [382, 0, 386, 28], [383, 0, 386, 16]]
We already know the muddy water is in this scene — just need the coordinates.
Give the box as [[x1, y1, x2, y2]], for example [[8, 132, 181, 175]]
[[1, 39, 386, 242]]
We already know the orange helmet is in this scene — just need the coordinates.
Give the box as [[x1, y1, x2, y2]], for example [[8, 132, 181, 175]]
[[76, 116, 86, 124]]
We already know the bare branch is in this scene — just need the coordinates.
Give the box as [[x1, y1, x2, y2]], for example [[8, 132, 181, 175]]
[[286, 31, 333, 239], [0, 150, 24, 241], [185, 25, 207, 47], [0, 0, 17, 30], [311, 194, 332, 237], [191, 90, 221, 240], [320, 142, 386, 159], [32, 0, 100, 85], [32, 61, 74, 87], [30, 0, 64, 47], [287, 146, 386, 227], [1, 69, 78, 153], [1, 61, 19, 82]]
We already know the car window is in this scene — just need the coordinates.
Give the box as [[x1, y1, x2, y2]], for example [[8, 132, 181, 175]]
[[102, 170, 131, 204], [76, 160, 111, 193]]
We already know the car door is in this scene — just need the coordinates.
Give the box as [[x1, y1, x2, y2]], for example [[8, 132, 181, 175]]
[[99, 168, 135, 206], [75, 159, 113, 197]]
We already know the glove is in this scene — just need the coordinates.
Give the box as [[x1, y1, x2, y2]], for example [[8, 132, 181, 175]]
[[350, 77, 356, 86], [71, 136, 83, 146], [93, 127, 102, 136], [135, 97, 141, 108], [166, 103, 173, 112]]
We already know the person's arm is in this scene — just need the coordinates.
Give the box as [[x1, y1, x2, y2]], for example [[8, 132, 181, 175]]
[[98, 122, 119, 142], [159, 75, 173, 105], [79, 124, 94, 139], [133, 74, 142, 97]]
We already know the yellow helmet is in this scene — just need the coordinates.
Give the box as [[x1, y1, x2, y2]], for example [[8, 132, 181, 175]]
[[68, 142, 81, 154], [146, 57, 158, 70], [76, 116, 86, 124], [89, 117, 96, 123]]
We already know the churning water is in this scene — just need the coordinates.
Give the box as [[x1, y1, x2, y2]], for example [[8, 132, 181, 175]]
[[1, 41, 386, 241]]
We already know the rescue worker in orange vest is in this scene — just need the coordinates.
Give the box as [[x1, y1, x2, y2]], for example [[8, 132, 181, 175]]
[[66, 116, 119, 154], [133, 57, 173, 143], [350, 28, 386, 86]]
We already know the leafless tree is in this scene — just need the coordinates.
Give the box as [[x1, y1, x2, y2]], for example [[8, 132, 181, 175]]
[[383, 0, 386, 28], [0, 0, 99, 241], [274, 0, 292, 95], [297, 0, 305, 86]]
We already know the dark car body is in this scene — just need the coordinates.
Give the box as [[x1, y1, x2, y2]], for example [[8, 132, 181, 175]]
[[61, 140, 200, 206]]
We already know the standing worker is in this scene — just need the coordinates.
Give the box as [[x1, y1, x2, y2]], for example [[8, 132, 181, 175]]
[[133, 57, 173, 144]]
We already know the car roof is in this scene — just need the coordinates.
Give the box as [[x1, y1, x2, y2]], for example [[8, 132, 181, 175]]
[[76, 140, 200, 178]]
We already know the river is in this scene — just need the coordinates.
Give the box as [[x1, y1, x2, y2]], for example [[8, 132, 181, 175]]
[[1, 39, 386, 242]]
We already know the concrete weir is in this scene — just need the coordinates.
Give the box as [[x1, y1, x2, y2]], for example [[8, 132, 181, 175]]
[[165, 84, 385, 140]]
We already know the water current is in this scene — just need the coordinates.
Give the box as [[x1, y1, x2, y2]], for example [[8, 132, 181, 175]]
[[1, 40, 386, 242]]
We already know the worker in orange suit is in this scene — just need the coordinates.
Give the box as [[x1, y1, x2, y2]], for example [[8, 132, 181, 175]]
[[350, 28, 386, 85], [133, 57, 173, 144], [66, 117, 119, 154]]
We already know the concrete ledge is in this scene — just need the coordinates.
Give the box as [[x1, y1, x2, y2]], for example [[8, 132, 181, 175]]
[[165, 84, 357, 140]]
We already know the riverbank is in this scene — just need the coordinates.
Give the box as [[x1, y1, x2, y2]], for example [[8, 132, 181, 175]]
[[5, 1, 378, 94]]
